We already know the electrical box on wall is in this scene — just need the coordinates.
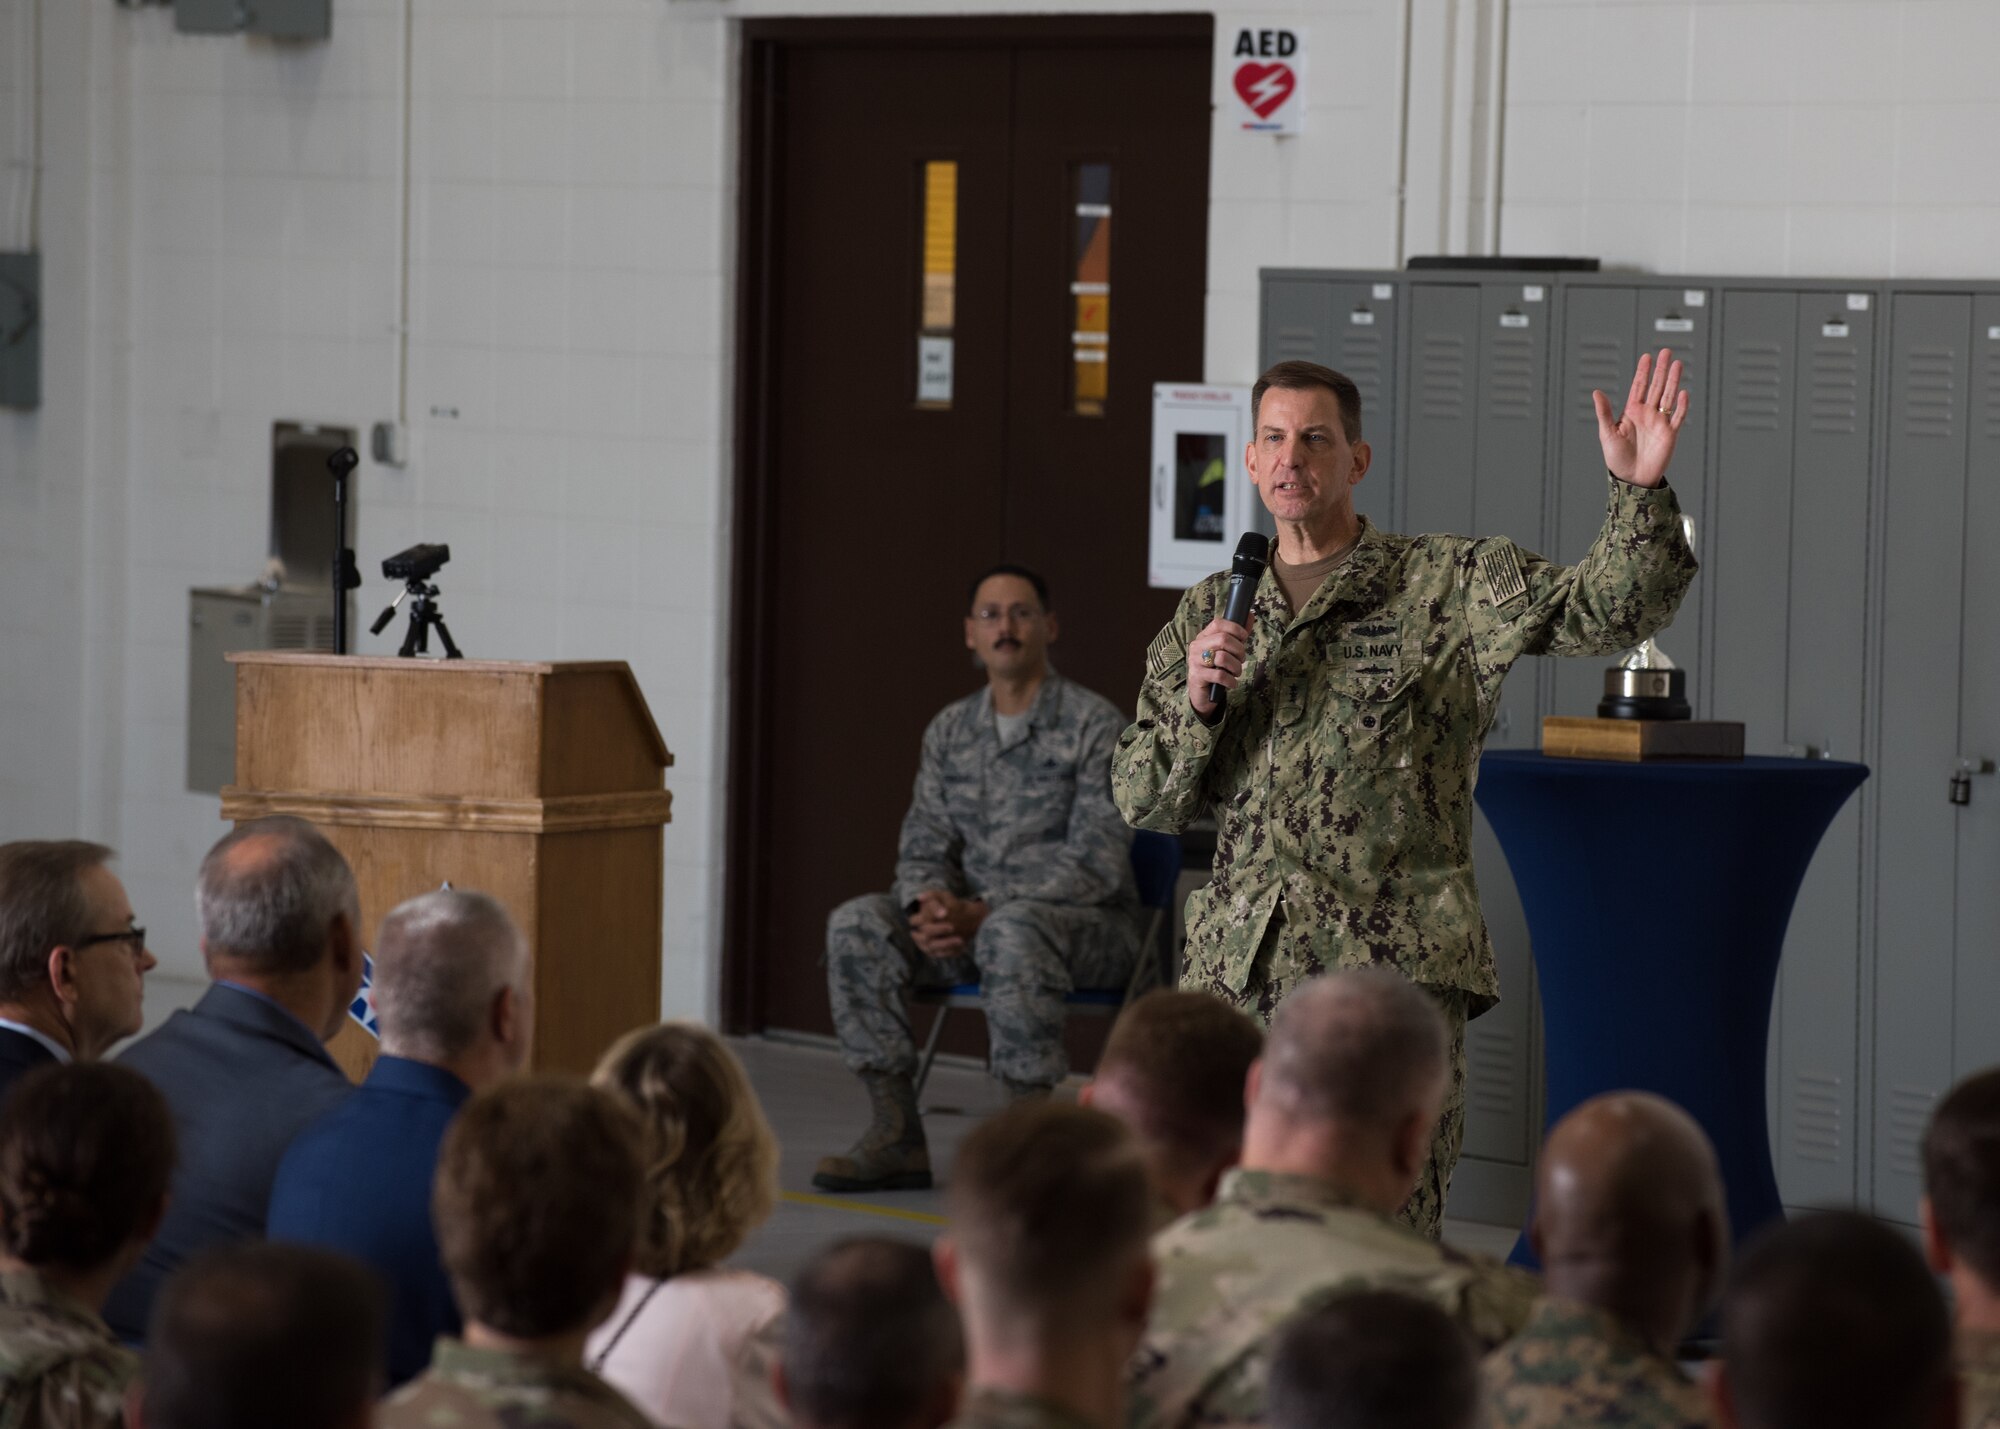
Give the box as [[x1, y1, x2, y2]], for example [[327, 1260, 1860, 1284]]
[[0, 253, 39, 411], [1148, 383, 1264, 589], [175, 0, 330, 40]]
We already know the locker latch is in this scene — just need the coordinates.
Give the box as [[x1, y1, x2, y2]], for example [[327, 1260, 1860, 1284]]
[[1951, 757, 1996, 806]]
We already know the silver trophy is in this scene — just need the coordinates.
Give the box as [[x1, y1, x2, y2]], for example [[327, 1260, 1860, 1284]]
[[1598, 514, 1696, 721]]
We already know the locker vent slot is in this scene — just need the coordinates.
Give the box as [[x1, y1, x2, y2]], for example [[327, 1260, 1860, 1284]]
[[1573, 339, 1625, 422], [1467, 1028, 1519, 1118], [1730, 343, 1783, 433], [1419, 334, 1469, 419], [1791, 1071, 1843, 1163], [1341, 331, 1385, 407], [1983, 350, 2000, 440], [1488, 336, 1537, 421], [1272, 325, 1319, 364], [1808, 348, 1861, 435], [271, 614, 312, 650], [1904, 348, 1959, 439], [1885, 1084, 1938, 1179]]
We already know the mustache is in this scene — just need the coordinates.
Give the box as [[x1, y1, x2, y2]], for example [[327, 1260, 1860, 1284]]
[[993, 638, 1022, 650]]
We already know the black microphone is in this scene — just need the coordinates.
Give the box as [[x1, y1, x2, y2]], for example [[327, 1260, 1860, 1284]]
[[1211, 532, 1269, 706]]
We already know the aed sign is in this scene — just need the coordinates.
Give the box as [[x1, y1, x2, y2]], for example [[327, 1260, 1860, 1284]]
[[1224, 26, 1305, 134]]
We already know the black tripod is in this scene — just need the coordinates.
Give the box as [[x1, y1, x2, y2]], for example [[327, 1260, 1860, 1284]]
[[370, 578, 463, 658]]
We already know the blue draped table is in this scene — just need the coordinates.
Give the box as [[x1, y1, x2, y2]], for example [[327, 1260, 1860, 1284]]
[[1473, 749, 1868, 1264]]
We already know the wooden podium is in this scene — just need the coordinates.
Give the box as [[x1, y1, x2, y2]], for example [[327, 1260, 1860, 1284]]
[[221, 653, 672, 1081]]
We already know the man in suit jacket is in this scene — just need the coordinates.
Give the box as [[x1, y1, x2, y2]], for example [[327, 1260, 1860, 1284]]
[[0, 841, 159, 1098], [105, 816, 364, 1343], [268, 888, 533, 1386]]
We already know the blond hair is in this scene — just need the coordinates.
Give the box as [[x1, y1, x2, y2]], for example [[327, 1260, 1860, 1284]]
[[591, 1021, 779, 1277]]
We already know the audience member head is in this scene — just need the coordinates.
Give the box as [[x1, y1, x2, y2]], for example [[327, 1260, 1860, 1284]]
[[1922, 1066, 2000, 1324], [0, 1062, 174, 1297], [195, 817, 362, 1041], [373, 888, 532, 1087], [779, 1237, 964, 1429], [1080, 989, 1263, 1218], [433, 1076, 645, 1350], [0, 839, 157, 1058], [1244, 969, 1448, 1215], [592, 1021, 779, 1277], [964, 565, 1058, 684], [938, 1102, 1152, 1374], [1531, 1091, 1728, 1354], [1267, 1290, 1479, 1429], [1711, 1210, 1954, 1429], [135, 1243, 384, 1429]]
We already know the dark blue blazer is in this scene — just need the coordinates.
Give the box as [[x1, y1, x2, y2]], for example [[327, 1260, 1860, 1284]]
[[105, 982, 352, 1342], [0, 1027, 59, 1103], [266, 1055, 469, 1386]]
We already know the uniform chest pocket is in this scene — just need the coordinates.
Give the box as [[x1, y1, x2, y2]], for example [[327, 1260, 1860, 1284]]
[[1321, 662, 1419, 770]]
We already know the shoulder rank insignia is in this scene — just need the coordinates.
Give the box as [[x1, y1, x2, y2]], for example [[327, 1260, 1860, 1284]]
[[1479, 545, 1528, 606], [1146, 625, 1185, 680]]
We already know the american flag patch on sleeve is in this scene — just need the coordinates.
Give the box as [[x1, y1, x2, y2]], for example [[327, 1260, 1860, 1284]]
[[1146, 625, 1185, 680], [1479, 546, 1528, 606]]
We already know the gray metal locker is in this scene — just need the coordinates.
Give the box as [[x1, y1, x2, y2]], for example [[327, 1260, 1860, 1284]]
[[1259, 275, 1399, 530], [1951, 297, 2000, 1083], [1403, 282, 1482, 538], [1872, 291, 1972, 1224]]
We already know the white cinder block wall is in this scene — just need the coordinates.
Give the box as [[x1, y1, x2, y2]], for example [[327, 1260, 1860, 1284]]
[[0, 0, 1994, 1023]]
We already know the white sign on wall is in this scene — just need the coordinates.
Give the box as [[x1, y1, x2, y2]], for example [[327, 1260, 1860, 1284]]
[[1221, 26, 1306, 136]]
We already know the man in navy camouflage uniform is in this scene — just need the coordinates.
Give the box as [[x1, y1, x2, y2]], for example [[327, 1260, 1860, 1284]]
[[1114, 352, 1700, 1235]]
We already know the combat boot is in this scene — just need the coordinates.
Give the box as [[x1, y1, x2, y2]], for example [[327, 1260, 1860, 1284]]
[[998, 1076, 1054, 1103], [812, 1071, 932, 1193]]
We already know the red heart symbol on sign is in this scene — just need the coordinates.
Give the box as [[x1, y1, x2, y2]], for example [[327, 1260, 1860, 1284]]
[[1233, 62, 1295, 120]]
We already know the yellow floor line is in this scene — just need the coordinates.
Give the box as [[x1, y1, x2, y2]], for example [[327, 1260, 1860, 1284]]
[[781, 1189, 947, 1226]]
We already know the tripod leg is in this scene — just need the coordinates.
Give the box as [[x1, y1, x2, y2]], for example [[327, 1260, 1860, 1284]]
[[399, 617, 420, 658], [434, 618, 463, 660]]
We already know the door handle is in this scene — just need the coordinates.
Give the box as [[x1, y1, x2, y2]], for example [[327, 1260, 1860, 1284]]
[[1951, 757, 1997, 806]]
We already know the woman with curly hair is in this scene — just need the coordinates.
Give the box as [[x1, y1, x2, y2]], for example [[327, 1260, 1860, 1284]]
[[586, 1022, 783, 1429], [0, 1061, 175, 1429]]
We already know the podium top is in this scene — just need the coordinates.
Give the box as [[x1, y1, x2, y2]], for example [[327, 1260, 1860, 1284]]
[[227, 653, 671, 799]]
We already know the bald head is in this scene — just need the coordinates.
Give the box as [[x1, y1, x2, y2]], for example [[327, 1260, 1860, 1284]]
[[197, 817, 358, 975], [1259, 970, 1448, 1130], [1534, 1093, 1727, 1349], [373, 890, 529, 1066]]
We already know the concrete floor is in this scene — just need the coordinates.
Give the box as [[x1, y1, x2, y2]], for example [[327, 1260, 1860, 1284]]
[[728, 1034, 1520, 1284]]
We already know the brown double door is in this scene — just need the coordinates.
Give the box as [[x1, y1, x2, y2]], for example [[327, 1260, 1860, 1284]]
[[726, 18, 1213, 1043]]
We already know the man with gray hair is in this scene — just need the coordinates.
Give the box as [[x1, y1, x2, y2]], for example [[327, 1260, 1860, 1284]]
[[0, 840, 159, 1096], [105, 816, 365, 1342], [1130, 969, 1536, 1429], [268, 888, 533, 1386]]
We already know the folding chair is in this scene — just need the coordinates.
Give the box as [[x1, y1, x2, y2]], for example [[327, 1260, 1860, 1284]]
[[911, 829, 1182, 1096]]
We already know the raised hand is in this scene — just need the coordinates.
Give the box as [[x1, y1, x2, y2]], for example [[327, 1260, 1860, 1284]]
[[1593, 348, 1688, 489]]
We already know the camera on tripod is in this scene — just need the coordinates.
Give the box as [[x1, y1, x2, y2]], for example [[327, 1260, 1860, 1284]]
[[371, 542, 462, 659], [383, 542, 450, 582]]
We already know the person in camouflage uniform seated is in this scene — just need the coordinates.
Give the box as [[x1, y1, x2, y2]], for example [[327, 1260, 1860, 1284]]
[[0, 1064, 172, 1429], [1921, 1068, 2000, 1429], [1113, 352, 1701, 1237], [1130, 970, 1536, 1429], [1077, 990, 1263, 1225], [135, 1243, 383, 1429], [1268, 1291, 1481, 1429], [816, 566, 1140, 1194], [1484, 1094, 1727, 1429], [934, 1102, 1153, 1429], [382, 1078, 654, 1429], [1709, 1213, 1953, 1429], [750, 1237, 963, 1429]]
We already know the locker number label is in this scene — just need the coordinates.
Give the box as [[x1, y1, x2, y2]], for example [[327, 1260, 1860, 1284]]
[[1684, 289, 1707, 306], [1847, 293, 1871, 310], [1499, 313, 1531, 329], [1654, 317, 1695, 334], [1372, 283, 1394, 299], [1350, 310, 1376, 326], [1823, 323, 1851, 339], [1522, 285, 1546, 302]]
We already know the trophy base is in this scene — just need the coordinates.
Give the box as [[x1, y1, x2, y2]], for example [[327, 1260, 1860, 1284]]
[[1598, 668, 1690, 722], [1543, 716, 1745, 762]]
